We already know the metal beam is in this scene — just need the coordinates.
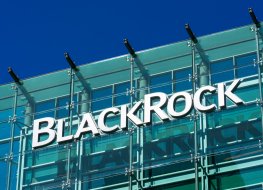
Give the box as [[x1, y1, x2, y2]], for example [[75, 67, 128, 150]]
[[185, 23, 202, 190], [185, 24, 210, 65], [7, 67, 35, 106], [133, 58, 149, 80], [6, 86, 18, 190], [64, 52, 92, 93], [249, 8, 261, 28], [124, 39, 149, 80], [253, 15, 263, 143], [191, 44, 199, 190]]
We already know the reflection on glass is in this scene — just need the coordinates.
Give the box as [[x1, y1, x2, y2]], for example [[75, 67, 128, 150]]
[[175, 68, 192, 92], [211, 58, 233, 84], [115, 82, 129, 106], [236, 53, 257, 78], [92, 87, 112, 111], [35, 99, 55, 119], [150, 72, 172, 94]]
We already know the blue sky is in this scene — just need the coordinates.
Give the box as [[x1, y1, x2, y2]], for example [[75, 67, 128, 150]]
[[1, 1, 263, 84]]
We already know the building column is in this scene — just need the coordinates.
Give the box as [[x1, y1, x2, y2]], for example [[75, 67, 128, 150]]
[[199, 62, 209, 87], [64, 69, 75, 190], [76, 91, 90, 190], [137, 77, 147, 189], [190, 43, 200, 190], [6, 86, 18, 190], [254, 26, 263, 140], [17, 103, 33, 190], [80, 91, 90, 113], [198, 61, 209, 190]]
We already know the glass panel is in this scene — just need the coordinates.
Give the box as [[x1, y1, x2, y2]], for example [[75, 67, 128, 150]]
[[150, 72, 172, 94], [174, 68, 192, 92], [15, 116, 24, 137], [82, 132, 129, 189], [10, 165, 17, 190], [57, 96, 69, 119], [160, 180, 195, 189], [115, 82, 129, 106], [236, 53, 257, 78], [206, 103, 261, 164], [24, 143, 77, 184], [0, 108, 12, 122], [57, 95, 78, 119], [24, 164, 58, 183], [12, 140, 20, 161], [209, 166, 263, 189], [0, 122, 10, 139], [92, 87, 112, 111], [23, 181, 64, 190], [82, 173, 127, 189], [0, 161, 7, 189], [234, 83, 259, 103], [35, 99, 55, 119], [16, 106, 25, 118], [211, 58, 234, 84], [0, 142, 9, 158], [142, 117, 195, 180]]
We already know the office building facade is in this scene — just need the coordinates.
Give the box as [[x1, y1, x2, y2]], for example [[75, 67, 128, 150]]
[[0, 21, 263, 190]]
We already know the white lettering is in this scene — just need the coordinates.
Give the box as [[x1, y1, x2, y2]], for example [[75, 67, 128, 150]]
[[32, 117, 56, 149], [74, 113, 99, 139], [194, 86, 216, 112], [144, 92, 169, 124], [218, 79, 244, 108], [98, 107, 120, 133], [32, 80, 245, 149], [127, 101, 143, 126], [168, 92, 192, 118], [57, 119, 73, 143]]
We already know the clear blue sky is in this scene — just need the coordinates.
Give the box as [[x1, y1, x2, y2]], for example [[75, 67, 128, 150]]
[[1, 1, 262, 85]]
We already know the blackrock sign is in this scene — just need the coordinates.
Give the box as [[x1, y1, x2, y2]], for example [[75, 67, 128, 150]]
[[32, 79, 244, 149]]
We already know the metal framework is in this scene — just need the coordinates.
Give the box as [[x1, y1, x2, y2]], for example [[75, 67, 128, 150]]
[[0, 15, 263, 190]]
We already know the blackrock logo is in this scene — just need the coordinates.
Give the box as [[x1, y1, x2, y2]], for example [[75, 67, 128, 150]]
[[32, 79, 244, 149]]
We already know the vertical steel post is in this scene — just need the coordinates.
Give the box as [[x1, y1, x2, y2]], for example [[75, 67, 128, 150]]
[[16, 104, 32, 190], [81, 91, 90, 113], [199, 61, 209, 190], [77, 91, 90, 190], [191, 44, 199, 190], [128, 57, 134, 190], [254, 26, 263, 139], [137, 77, 147, 189], [6, 86, 18, 190], [16, 127, 23, 190], [65, 69, 75, 189], [171, 70, 175, 93]]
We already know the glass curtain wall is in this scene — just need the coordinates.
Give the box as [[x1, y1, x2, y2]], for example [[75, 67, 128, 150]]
[[0, 23, 262, 190]]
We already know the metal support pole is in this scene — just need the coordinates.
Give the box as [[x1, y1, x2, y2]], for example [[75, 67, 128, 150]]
[[199, 61, 209, 190], [191, 44, 199, 190], [77, 91, 90, 190], [80, 91, 90, 113], [16, 104, 33, 190], [6, 85, 18, 190], [65, 69, 75, 189], [16, 128, 23, 190], [254, 26, 263, 139], [128, 56, 135, 190], [137, 77, 147, 189]]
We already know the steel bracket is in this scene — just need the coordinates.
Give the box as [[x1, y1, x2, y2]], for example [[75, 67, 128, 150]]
[[62, 180, 71, 189], [253, 58, 263, 66], [256, 99, 263, 107], [190, 113, 199, 121], [8, 115, 17, 124]]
